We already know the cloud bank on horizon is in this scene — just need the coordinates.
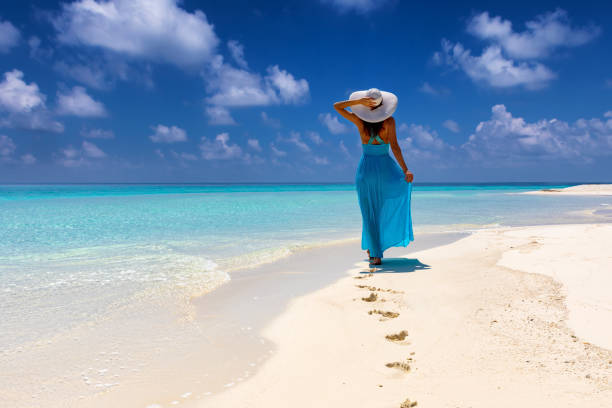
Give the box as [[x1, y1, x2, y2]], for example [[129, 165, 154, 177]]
[[0, 0, 610, 182]]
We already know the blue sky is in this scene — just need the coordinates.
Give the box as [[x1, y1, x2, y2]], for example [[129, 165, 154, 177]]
[[0, 0, 610, 183]]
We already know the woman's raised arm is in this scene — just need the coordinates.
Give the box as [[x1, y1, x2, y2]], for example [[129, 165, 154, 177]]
[[333, 98, 376, 127]]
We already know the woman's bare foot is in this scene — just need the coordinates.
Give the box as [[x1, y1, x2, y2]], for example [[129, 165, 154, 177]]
[[369, 257, 382, 265]]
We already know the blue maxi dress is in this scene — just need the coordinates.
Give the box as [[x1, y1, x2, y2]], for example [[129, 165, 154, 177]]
[[356, 129, 414, 258]]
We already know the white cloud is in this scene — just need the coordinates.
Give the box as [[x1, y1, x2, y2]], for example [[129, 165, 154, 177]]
[[442, 119, 460, 133], [21, 153, 36, 165], [435, 10, 597, 89], [206, 105, 236, 125], [463, 104, 612, 163], [261, 111, 281, 128], [0, 135, 16, 156], [28, 36, 41, 56], [204, 56, 276, 106], [467, 10, 600, 60], [199, 41, 308, 124], [339, 140, 350, 157], [399, 123, 450, 151], [0, 136, 38, 165], [57, 145, 85, 167], [200, 132, 243, 159], [154, 148, 165, 159], [419, 82, 449, 96], [280, 131, 310, 152], [227, 40, 247, 69], [397, 123, 456, 166], [82, 140, 106, 158], [435, 41, 555, 89], [0, 19, 20, 53], [0, 70, 45, 113], [54, 53, 155, 90], [149, 124, 187, 143], [57, 86, 107, 117], [54, 61, 112, 90], [419, 82, 437, 95], [604, 111, 612, 118], [28, 36, 42, 59], [51, 1, 310, 123], [0, 70, 64, 133], [319, 112, 348, 134], [53, 0, 219, 67], [171, 150, 197, 161], [394, 108, 612, 168], [247, 138, 262, 151], [314, 156, 329, 165], [0, 111, 64, 133], [306, 131, 323, 145], [62, 146, 78, 159], [57, 141, 106, 167], [321, 0, 391, 13], [81, 128, 115, 139], [270, 143, 286, 157], [204, 56, 309, 107], [265, 65, 309, 104], [28, 36, 54, 60]]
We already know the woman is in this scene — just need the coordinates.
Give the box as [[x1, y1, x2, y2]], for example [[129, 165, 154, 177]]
[[334, 88, 414, 265]]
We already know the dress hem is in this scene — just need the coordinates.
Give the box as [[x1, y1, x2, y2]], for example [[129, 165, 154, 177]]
[[361, 236, 414, 258]]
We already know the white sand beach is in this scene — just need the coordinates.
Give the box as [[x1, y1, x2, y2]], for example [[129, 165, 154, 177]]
[[524, 184, 612, 195], [200, 223, 612, 408]]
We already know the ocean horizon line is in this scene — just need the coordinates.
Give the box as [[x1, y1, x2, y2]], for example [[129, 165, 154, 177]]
[[0, 181, 608, 187]]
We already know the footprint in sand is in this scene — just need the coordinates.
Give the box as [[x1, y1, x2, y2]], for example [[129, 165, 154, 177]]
[[368, 309, 399, 319], [400, 398, 418, 407], [385, 330, 409, 342], [385, 360, 411, 372], [361, 292, 378, 302], [356, 285, 403, 294]]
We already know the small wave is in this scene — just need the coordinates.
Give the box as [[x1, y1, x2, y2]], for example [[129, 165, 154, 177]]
[[216, 236, 360, 274]]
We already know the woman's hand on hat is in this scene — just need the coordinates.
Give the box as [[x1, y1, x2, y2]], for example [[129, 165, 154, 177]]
[[359, 97, 378, 108]]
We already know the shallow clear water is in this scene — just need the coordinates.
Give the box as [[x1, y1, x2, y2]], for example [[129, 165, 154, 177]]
[[1, 183, 611, 350]]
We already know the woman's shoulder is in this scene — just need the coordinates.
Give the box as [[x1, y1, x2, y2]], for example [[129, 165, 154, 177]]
[[381, 116, 395, 131]]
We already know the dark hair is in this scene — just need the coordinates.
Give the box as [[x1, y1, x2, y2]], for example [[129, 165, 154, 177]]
[[363, 120, 384, 137]]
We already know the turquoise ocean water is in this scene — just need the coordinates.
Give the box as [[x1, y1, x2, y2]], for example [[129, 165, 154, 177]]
[[1, 183, 611, 351]]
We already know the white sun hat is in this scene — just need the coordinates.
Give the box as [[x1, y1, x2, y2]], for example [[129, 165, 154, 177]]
[[349, 88, 398, 123]]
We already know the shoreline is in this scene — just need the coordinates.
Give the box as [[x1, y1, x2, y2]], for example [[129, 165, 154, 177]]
[[0, 232, 465, 408], [201, 223, 612, 407], [116, 232, 467, 408]]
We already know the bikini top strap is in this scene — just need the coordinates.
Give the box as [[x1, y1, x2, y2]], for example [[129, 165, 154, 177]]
[[367, 127, 384, 145]]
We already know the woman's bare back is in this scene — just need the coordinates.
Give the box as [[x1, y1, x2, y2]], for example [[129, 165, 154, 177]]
[[358, 117, 392, 145]]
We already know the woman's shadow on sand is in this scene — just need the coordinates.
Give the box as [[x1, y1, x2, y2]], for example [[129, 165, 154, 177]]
[[359, 257, 430, 274]]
